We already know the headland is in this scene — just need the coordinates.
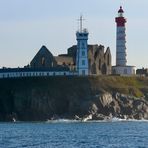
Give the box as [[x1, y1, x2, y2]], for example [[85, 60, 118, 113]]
[[0, 76, 148, 121]]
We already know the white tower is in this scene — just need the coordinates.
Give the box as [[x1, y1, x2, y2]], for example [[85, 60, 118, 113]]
[[116, 6, 127, 66], [76, 16, 89, 76]]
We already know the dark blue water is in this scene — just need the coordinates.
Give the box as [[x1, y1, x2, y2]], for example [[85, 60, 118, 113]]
[[0, 121, 148, 148]]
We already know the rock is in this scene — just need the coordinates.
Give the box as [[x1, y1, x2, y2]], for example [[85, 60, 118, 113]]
[[133, 113, 144, 120], [92, 114, 106, 120], [99, 93, 113, 107], [82, 114, 92, 121], [133, 100, 144, 110], [74, 115, 81, 120], [1, 76, 148, 121], [88, 103, 98, 115]]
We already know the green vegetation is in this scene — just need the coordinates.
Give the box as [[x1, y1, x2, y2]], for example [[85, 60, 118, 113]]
[[89, 76, 148, 97], [0, 75, 147, 98]]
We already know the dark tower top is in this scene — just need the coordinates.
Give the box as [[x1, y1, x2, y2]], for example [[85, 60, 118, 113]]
[[115, 6, 126, 27]]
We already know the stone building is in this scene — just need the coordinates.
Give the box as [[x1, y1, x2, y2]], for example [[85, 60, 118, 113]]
[[30, 46, 57, 68], [136, 68, 148, 77], [54, 56, 74, 71], [30, 44, 112, 75], [67, 44, 112, 75]]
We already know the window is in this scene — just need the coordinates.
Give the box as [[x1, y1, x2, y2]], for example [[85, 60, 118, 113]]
[[82, 70, 85, 75], [118, 12, 123, 17], [99, 59, 101, 70], [124, 69, 127, 74], [82, 60, 85, 65], [82, 42, 85, 49], [107, 54, 110, 66], [41, 57, 45, 66], [82, 51, 85, 56]]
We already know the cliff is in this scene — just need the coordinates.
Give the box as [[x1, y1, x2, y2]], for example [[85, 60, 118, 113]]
[[0, 76, 148, 121]]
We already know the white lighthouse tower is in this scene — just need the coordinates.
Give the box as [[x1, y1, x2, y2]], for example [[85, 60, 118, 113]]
[[76, 16, 89, 76], [112, 6, 136, 75]]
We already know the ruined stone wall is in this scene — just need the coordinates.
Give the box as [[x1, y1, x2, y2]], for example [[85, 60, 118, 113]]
[[67, 45, 112, 75]]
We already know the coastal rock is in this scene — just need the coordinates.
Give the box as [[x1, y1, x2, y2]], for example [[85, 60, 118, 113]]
[[99, 93, 113, 107], [92, 113, 109, 120], [0, 77, 148, 121]]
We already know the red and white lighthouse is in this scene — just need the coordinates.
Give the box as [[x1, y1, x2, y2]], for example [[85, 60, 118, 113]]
[[112, 6, 136, 75], [115, 6, 127, 66]]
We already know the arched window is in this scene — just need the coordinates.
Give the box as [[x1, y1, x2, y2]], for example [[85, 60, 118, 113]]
[[41, 57, 45, 66], [107, 54, 110, 66], [99, 59, 101, 70]]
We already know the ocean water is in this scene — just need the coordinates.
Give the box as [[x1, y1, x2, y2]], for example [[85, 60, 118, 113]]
[[0, 120, 148, 148]]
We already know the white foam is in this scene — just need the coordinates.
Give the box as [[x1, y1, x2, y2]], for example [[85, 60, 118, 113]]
[[46, 118, 148, 123]]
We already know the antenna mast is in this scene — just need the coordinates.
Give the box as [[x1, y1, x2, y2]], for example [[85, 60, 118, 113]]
[[78, 15, 85, 32]]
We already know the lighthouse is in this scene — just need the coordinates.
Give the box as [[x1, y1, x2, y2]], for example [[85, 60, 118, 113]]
[[116, 6, 127, 66], [112, 6, 136, 75], [76, 16, 89, 76]]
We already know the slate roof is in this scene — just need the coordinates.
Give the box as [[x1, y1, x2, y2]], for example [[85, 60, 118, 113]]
[[0, 67, 70, 73]]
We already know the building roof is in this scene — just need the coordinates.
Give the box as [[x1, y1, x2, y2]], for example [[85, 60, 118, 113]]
[[0, 67, 70, 73], [118, 6, 124, 13], [30, 45, 56, 66]]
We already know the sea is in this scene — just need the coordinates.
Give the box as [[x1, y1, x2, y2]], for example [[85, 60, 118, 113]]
[[0, 119, 148, 148]]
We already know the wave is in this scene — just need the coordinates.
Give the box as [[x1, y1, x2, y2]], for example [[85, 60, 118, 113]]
[[46, 117, 148, 123]]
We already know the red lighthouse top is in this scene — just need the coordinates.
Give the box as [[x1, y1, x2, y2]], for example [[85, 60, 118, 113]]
[[115, 6, 126, 27], [118, 6, 124, 13]]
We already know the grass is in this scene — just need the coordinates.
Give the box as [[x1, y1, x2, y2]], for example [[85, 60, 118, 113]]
[[88, 76, 148, 97], [0, 75, 148, 98]]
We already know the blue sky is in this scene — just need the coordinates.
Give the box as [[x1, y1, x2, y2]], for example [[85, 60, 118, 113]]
[[0, 0, 147, 68]]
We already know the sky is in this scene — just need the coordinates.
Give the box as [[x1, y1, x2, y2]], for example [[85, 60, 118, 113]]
[[0, 0, 147, 68]]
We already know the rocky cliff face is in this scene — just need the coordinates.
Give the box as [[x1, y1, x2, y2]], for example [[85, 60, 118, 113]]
[[0, 76, 148, 121]]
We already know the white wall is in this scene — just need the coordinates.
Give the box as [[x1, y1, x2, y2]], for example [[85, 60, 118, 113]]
[[112, 66, 136, 76], [0, 71, 77, 79]]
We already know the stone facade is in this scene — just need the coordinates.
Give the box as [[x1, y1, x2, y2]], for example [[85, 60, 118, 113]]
[[54, 56, 75, 71], [67, 45, 112, 75], [136, 68, 148, 77], [30, 46, 57, 68], [30, 44, 112, 75]]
